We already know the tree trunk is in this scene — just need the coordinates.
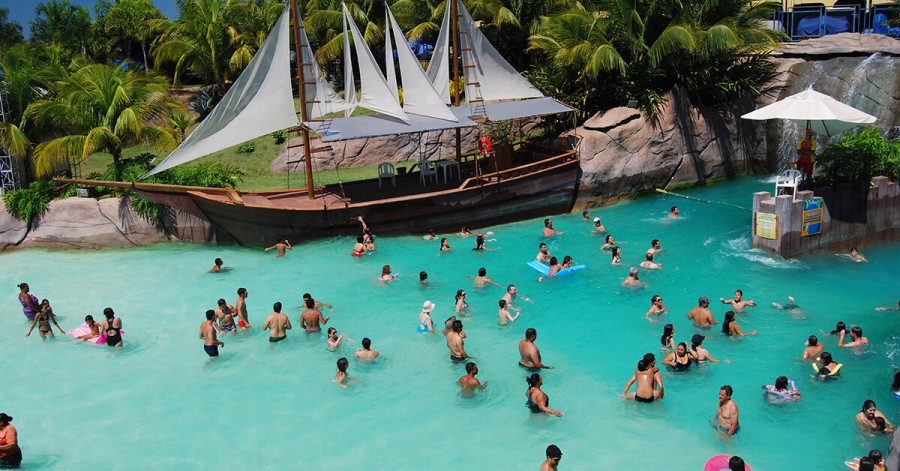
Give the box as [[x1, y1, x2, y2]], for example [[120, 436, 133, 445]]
[[112, 151, 123, 181], [142, 40, 149, 71]]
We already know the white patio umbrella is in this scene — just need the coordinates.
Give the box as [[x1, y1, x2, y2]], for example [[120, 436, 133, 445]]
[[741, 88, 877, 137]]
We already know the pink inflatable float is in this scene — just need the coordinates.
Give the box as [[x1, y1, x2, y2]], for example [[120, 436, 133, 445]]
[[704, 455, 752, 471]]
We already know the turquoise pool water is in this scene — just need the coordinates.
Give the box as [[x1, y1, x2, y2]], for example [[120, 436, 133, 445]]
[[2, 176, 898, 469]]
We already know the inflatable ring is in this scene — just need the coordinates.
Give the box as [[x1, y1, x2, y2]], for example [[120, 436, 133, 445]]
[[704, 455, 752, 471], [477, 136, 493, 154]]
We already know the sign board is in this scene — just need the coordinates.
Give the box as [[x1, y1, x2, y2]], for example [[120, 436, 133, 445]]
[[755, 212, 778, 240], [802, 197, 824, 237]]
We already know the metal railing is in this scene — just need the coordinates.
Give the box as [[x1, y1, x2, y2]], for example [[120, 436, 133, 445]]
[[772, 5, 898, 40]]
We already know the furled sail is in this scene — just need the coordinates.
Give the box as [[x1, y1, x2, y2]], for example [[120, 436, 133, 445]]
[[341, 3, 407, 121], [144, 7, 299, 177], [425, 0, 451, 104], [386, 6, 457, 122], [298, 12, 351, 119], [455, 0, 543, 102]]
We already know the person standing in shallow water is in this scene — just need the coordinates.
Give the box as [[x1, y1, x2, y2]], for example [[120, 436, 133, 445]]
[[0, 413, 22, 469], [519, 328, 553, 370], [199, 310, 224, 358], [17, 283, 40, 322], [540, 444, 562, 470], [265, 239, 291, 257], [235, 288, 250, 329], [262, 302, 291, 343], [715, 385, 740, 439], [458, 362, 488, 394], [101, 307, 123, 347]]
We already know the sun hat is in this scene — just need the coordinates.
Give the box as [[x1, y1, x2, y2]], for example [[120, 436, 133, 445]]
[[691, 333, 705, 344], [422, 301, 436, 312], [593, 217, 601, 223]]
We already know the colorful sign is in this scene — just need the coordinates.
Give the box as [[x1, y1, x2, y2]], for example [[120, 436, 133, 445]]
[[802, 197, 824, 237], [755, 212, 778, 240]]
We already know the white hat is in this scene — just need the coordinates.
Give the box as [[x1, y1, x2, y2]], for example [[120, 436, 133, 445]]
[[593, 217, 601, 223], [422, 301, 436, 312]]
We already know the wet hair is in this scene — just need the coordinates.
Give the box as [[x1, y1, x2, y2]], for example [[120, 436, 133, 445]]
[[652, 295, 662, 304], [419, 271, 428, 281], [526, 373, 542, 387], [217, 298, 226, 306], [605, 235, 613, 243], [0, 413, 12, 425], [720, 385, 733, 396], [862, 399, 876, 412], [868, 450, 883, 464], [645, 252, 653, 261], [728, 456, 746, 471], [452, 320, 463, 332], [357, 235, 364, 243], [661, 324, 674, 346], [831, 321, 847, 334], [642, 352, 655, 365], [874, 417, 886, 431], [362, 337, 371, 349], [103, 307, 115, 319], [337, 357, 349, 373], [474, 234, 485, 248], [461, 226, 470, 233], [850, 326, 863, 338], [478, 267, 487, 276], [206, 310, 215, 321], [808, 335, 818, 346], [525, 328, 537, 339], [892, 371, 900, 391], [456, 290, 465, 302], [428, 229, 435, 235], [327, 327, 337, 335], [676, 342, 689, 353], [465, 362, 477, 374], [611, 246, 620, 259], [237, 287, 247, 296], [303, 293, 312, 300], [440, 237, 448, 246], [214, 258, 223, 265], [651, 239, 659, 247], [273, 302, 282, 313], [637, 359, 648, 371], [84, 315, 94, 322], [544, 218, 552, 227], [305, 298, 315, 309], [582, 211, 589, 217], [774, 376, 789, 390], [17, 283, 28, 290], [507, 284, 516, 292], [722, 311, 736, 334], [858, 457, 875, 471], [563, 256, 573, 265], [539, 242, 547, 249], [499, 299, 507, 308], [549, 256, 559, 265], [735, 289, 743, 296], [381, 265, 391, 275], [546, 445, 562, 459], [671, 206, 677, 212]]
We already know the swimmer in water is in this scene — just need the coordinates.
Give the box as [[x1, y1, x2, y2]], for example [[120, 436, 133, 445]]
[[353, 337, 379, 361], [838, 326, 869, 348], [812, 351, 841, 378], [591, 217, 607, 234], [610, 246, 622, 265], [502, 284, 532, 307], [536, 243, 552, 264], [518, 328, 553, 370], [525, 374, 562, 417], [820, 320, 846, 337], [663, 342, 692, 371], [262, 302, 291, 342], [379, 265, 396, 282], [76, 315, 102, 341], [472, 234, 495, 251], [582, 210, 590, 221], [875, 300, 900, 311], [351, 235, 367, 257], [646, 239, 662, 256], [458, 362, 488, 394], [542, 218, 563, 237], [25, 299, 65, 338], [334, 357, 349, 388], [659, 323, 675, 350], [300, 297, 330, 333], [199, 309, 224, 357], [720, 289, 756, 313], [601, 235, 616, 251], [715, 385, 740, 438], [639, 252, 661, 269], [801, 335, 823, 360], [210, 258, 224, 272], [722, 311, 757, 336], [836, 247, 868, 263], [358, 216, 375, 251], [856, 400, 894, 434], [468, 267, 500, 288], [326, 327, 353, 349], [419, 271, 428, 286], [647, 295, 668, 321], [446, 320, 472, 362], [455, 290, 469, 314], [541, 445, 563, 471], [235, 287, 251, 330], [417, 301, 436, 333], [498, 299, 519, 325], [301, 293, 333, 311], [762, 376, 801, 401], [688, 296, 717, 327], [690, 334, 729, 363], [265, 239, 292, 257], [621, 267, 647, 289], [424, 229, 437, 240], [440, 237, 453, 252], [669, 206, 679, 218], [214, 298, 237, 333], [622, 353, 664, 402]]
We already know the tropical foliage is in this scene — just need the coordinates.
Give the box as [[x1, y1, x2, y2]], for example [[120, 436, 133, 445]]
[[2, 181, 59, 227], [815, 128, 900, 185], [30, 0, 93, 56], [0, 8, 24, 51]]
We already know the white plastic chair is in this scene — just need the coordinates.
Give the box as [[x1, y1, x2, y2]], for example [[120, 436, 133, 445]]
[[378, 162, 396, 189], [419, 160, 438, 186], [774, 169, 802, 197]]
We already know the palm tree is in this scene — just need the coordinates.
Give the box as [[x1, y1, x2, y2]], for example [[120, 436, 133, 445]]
[[104, 0, 167, 71], [26, 63, 183, 180]]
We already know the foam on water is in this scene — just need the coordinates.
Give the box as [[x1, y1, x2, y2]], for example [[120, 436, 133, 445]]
[[2, 177, 899, 470]]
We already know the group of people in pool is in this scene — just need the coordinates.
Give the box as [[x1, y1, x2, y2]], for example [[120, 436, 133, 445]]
[[18, 283, 123, 347]]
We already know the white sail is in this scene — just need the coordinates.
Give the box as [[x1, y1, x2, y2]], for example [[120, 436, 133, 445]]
[[342, 3, 407, 121], [456, 0, 543, 102], [425, 0, 451, 104], [387, 6, 457, 121], [298, 13, 350, 119], [144, 7, 300, 177], [343, 12, 357, 117], [384, 10, 399, 102]]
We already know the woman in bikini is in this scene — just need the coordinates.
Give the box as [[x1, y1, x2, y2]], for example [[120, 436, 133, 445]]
[[455, 290, 468, 314], [525, 374, 562, 417], [351, 235, 367, 257], [440, 238, 453, 252], [610, 246, 622, 265], [722, 311, 758, 337], [25, 299, 65, 339]]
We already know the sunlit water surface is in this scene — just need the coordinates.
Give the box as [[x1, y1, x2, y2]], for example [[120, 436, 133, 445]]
[[2, 177, 899, 469]]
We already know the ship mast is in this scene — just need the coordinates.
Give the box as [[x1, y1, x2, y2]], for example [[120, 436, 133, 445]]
[[290, 0, 316, 200], [451, 0, 461, 160]]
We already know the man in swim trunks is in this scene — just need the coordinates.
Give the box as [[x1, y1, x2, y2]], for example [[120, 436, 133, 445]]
[[536, 243, 552, 264], [446, 320, 472, 362], [352, 337, 379, 361], [688, 296, 717, 327], [469, 267, 500, 288], [458, 362, 488, 395], [542, 218, 563, 237], [262, 302, 291, 342], [519, 328, 553, 370], [716, 385, 740, 438], [199, 310, 224, 357], [622, 353, 664, 402], [265, 239, 292, 257], [300, 297, 330, 333], [235, 288, 250, 329], [540, 445, 563, 471], [214, 298, 237, 333], [720, 289, 756, 313]]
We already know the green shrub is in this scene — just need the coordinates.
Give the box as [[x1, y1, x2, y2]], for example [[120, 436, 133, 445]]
[[815, 128, 900, 186], [2, 181, 57, 226], [238, 142, 255, 154], [271, 130, 287, 144]]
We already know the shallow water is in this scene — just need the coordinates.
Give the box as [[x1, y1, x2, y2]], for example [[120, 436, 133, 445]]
[[2, 176, 898, 470]]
